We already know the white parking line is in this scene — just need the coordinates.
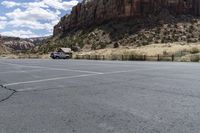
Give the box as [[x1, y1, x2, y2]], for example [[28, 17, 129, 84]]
[[4, 67, 172, 87], [0, 62, 103, 74], [0, 69, 46, 74], [103, 67, 169, 74], [17, 87, 39, 92], [4, 73, 100, 86]]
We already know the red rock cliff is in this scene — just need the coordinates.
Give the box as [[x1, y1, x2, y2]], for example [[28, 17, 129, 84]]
[[53, 0, 200, 36]]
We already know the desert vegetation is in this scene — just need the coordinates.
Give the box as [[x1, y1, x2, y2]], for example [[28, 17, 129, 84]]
[[31, 12, 200, 62], [73, 43, 200, 62]]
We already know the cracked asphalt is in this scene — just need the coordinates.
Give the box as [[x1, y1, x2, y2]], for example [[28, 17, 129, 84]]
[[0, 59, 200, 133]]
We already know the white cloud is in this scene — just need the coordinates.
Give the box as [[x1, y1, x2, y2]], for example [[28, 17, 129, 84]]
[[41, 0, 64, 10], [0, 16, 7, 21], [1, 30, 39, 38], [40, 0, 79, 10], [0, 0, 80, 37], [7, 19, 57, 32], [1, 1, 48, 9], [1, 1, 21, 8], [0, 17, 7, 29], [6, 7, 59, 21], [0, 16, 7, 29], [0, 21, 7, 29], [62, 0, 79, 9], [23, 1, 49, 8], [5, 6, 60, 32], [1, 0, 79, 10]]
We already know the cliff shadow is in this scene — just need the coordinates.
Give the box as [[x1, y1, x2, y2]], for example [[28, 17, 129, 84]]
[[96, 13, 199, 43], [59, 10, 200, 50]]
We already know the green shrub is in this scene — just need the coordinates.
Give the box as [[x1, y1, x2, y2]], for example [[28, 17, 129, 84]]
[[114, 42, 119, 48], [190, 55, 200, 62], [190, 47, 199, 54], [100, 42, 107, 49], [142, 41, 149, 46]]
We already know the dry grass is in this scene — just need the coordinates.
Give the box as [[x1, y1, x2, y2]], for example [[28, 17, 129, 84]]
[[0, 54, 50, 59], [1, 42, 200, 62], [74, 42, 200, 62], [76, 43, 200, 56], [0, 54, 19, 59]]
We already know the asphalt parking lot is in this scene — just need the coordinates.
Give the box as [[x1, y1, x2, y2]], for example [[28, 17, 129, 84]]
[[0, 59, 200, 133]]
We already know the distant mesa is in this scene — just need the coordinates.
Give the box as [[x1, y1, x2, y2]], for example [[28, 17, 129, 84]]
[[0, 34, 49, 53]]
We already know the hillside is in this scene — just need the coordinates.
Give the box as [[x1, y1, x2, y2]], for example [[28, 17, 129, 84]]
[[0, 43, 6, 53], [0, 35, 49, 54], [37, 12, 200, 54], [36, 0, 200, 54]]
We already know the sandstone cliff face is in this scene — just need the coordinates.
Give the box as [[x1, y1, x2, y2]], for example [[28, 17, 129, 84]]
[[54, 0, 200, 36]]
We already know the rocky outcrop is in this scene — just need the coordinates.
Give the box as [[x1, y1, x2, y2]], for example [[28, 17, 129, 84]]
[[54, 0, 200, 36], [0, 35, 49, 53], [0, 36, 7, 53], [3, 40, 35, 52]]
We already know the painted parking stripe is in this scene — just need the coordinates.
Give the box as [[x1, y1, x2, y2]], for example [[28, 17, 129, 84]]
[[0, 69, 47, 74], [4, 67, 172, 87], [0, 62, 103, 74], [4, 73, 100, 86]]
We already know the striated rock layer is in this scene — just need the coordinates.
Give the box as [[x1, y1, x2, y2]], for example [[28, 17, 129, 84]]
[[54, 0, 200, 36], [0, 35, 49, 53]]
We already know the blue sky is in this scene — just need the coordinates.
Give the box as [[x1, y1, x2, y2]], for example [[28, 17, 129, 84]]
[[0, 0, 81, 38]]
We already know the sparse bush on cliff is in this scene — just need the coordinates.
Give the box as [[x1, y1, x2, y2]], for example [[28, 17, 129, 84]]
[[114, 42, 119, 48], [190, 54, 200, 62], [190, 47, 199, 54]]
